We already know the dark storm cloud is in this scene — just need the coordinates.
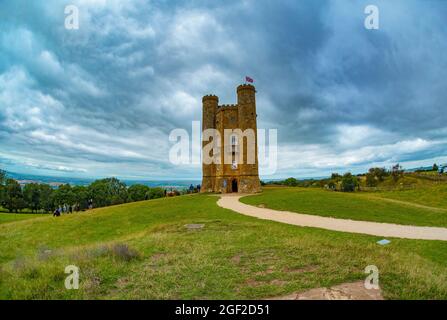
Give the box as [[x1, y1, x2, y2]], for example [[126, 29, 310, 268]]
[[0, 0, 446, 179]]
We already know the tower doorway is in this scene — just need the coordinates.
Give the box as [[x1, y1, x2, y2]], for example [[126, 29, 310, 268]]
[[231, 179, 238, 193]]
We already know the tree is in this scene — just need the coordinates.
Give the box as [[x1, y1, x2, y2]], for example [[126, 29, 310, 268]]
[[39, 184, 54, 213], [433, 163, 439, 172], [391, 164, 404, 182], [331, 173, 342, 181], [3, 179, 26, 213], [365, 167, 387, 187], [0, 169, 6, 185], [72, 185, 89, 210], [365, 172, 377, 187], [23, 183, 42, 213], [0, 169, 6, 205], [371, 167, 387, 181], [88, 178, 128, 208], [128, 184, 150, 202], [146, 187, 165, 200], [283, 177, 299, 187], [341, 173, 359, 192], [52, 184, 75, 208]]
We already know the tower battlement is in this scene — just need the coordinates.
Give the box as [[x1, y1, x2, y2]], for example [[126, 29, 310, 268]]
[[201, 84, 261, 194], [236, 83, 256, 92], [202, 95, 218, 102]]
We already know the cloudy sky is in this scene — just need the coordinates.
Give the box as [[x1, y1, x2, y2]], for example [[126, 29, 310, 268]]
[[0, 0, 446, 180]]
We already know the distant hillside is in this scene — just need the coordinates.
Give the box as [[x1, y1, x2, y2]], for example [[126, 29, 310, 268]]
[[5, 171, 200, 189]]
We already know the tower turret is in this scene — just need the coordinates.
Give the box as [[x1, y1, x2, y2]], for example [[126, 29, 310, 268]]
[[201, 94, 218, 192], [236, 84, 260, 192]]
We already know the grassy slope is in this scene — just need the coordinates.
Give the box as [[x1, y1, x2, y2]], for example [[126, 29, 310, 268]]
[[241, 187, 447, 227], [0, 194, 447, 299], [0, 213, 49, 225], [374, 184, 447, 209]]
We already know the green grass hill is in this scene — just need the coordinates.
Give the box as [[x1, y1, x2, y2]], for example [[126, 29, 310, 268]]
[[1, 192, 447, 299]]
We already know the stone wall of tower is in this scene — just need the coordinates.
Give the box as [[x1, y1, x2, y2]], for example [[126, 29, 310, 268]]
[[215, 105, 239, 193], [201, 95, 218, 192]]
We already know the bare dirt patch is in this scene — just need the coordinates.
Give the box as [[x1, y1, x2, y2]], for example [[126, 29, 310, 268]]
[[116, 277, 130, 288], [231, 254, 242, 264], [270, 279, 288, 286], [267, 281, 383, 300]]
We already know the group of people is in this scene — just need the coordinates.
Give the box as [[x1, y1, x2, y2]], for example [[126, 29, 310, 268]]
[[163, 184, 201, 197], [53, 204, 76, 217], [188, 184, 201, 193], [53, 199, 94, 217]]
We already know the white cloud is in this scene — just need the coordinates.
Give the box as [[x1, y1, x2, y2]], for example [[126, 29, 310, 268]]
[[275, 137, 440, 178]]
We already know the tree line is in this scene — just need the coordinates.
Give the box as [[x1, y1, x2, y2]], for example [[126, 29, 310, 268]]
[[263, 163, 424, 192], [0, 170, 166, 214]]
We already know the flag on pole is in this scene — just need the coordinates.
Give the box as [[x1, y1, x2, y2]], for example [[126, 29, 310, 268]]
[[245, 76, 254, 83]]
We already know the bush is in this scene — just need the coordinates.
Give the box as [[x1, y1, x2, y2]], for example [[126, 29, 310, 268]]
[[283, 177, 299, 187], [331, 173, 342, 181], [109, 243, 140, 262], [327, 181, 336, 190], [146, 187, 165, 200], [341, 173, 359, 192], [391, 164, 404, 182], [128, 184, 150, 202], [365, 173, 377, 187]]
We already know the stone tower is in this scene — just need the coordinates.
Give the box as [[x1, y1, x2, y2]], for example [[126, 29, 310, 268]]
[[201, 84, 261, 193]]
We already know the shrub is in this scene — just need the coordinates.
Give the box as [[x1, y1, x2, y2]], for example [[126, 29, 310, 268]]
[[146, 187, 165, 200], [327, 181, 336, 190], [341, 172, 359, 192], [283, 177, 299, 187], [391, 164, 404, 182], [109, 244, 140, 262], [128, 184, 150, 202]]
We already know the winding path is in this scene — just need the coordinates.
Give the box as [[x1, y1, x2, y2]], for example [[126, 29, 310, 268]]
[[217, 195, 447, 241]]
